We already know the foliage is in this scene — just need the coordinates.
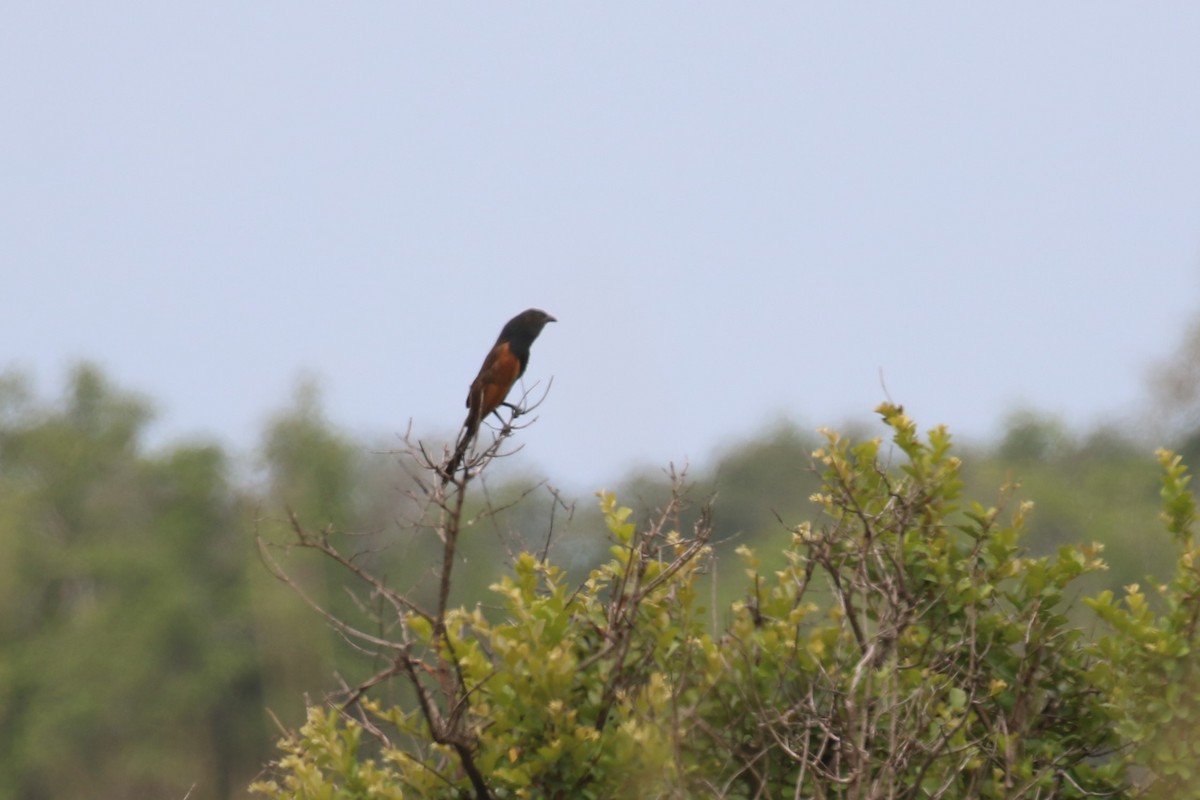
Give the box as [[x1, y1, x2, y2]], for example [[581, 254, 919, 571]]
[[252, 403, 1200, 799], [0, 365, 265, 799], [3, 363, 1199, 799], [682, 406, 1121, 798], [0, 368, 408, 799], [1085, 449, 1200, 796]]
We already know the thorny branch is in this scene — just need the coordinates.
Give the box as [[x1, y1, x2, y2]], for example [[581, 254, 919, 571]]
[[257, 383, 557, 800]]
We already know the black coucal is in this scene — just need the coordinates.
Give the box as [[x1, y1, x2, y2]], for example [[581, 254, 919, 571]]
[[444, 308, 556, 480]]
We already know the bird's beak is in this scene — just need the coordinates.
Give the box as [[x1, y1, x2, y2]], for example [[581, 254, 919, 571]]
[[546, 314, 557, 323]]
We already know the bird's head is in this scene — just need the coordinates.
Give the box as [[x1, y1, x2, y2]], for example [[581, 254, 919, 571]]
[[503, 308, 556, 342]]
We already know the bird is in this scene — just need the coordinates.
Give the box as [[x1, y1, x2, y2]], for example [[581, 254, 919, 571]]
[[444, 308, 556, 480]]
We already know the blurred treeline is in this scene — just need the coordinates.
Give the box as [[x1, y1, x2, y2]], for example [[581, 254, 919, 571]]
[[0, 355, 1193, 800]]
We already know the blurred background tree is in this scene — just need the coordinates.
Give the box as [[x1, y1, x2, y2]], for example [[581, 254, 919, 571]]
[[0, 365, 262, 799], [1149, 317, 1200, 468]]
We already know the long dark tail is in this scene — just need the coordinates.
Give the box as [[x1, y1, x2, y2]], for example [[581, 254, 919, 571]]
[[442, 415, 478, 483]]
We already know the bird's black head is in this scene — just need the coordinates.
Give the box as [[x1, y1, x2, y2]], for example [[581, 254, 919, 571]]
[[498, 308, 556, 346]]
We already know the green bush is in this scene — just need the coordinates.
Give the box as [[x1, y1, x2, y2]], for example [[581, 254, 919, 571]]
[[252, 404, 1200, 799]]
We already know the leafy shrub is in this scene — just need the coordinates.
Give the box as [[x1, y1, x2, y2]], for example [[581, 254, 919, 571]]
[[252, 404, 1200, 799]]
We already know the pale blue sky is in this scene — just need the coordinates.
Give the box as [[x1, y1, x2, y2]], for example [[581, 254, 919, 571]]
[[3, 5, 1199, 487]]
